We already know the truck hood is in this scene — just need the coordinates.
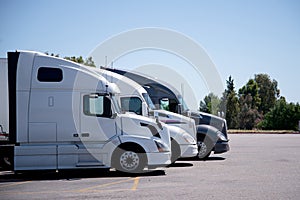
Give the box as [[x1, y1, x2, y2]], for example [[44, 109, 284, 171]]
[[189, 111, 228, 138], [118, 112, 171, 148], [153, 109, 197, 140]]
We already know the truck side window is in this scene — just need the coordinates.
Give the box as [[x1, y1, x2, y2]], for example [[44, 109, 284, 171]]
[[37, 67, 63, 82], [169, 99, 178, 113], [83, 94, 112, 118], [120, 97, 142, 115]]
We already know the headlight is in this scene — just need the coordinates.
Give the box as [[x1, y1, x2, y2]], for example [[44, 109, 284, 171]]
[[154, 139, 170, 152], [217, 131, 227, 141], [183, 133, 196, 144]]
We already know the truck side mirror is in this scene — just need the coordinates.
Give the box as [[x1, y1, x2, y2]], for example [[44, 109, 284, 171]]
[[186, 110, 191, 117], [153, 111, 163, 130], [153, 110, 159, 119], [142, 102, 149, 116], [111, 113, 118, 119]]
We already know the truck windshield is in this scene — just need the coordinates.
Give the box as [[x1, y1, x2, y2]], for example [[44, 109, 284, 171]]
[[142, 93, 156, 110], [111, 94, 121, 114], [178, 96, 189, 111]]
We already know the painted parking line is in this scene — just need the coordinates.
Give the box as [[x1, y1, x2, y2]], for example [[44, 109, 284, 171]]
[[0, 177, 140, 196], [77, 177, 137, 192], [77, 177, 140, 193], [131, 177, 140, 190], [0, 181, 32, 188]]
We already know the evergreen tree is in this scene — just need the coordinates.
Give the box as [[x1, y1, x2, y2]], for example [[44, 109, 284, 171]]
[[238, 79, 261, 110], [64, 56, 96, 67], [225, 75, 235, 94], [238, 94, 262, 129], [226, 91, 240, 129], [254, 74, 280, 114], [221, 76, 240, 129]]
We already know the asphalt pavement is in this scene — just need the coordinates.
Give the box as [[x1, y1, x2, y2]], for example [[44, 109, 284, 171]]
[[1, 134, 300, 200]]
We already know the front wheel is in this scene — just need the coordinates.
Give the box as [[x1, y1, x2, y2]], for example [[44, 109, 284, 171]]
[[197, 140, 212, 160], [113, 147, 146, 173], [170, 139, 181, 164]]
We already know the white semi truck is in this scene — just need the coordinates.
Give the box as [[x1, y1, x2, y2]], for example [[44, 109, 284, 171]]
[[86, 68, 198, 162], [0, 51, 171, 173]]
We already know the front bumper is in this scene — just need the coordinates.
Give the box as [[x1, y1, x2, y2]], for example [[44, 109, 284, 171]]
[[213, 140, 230, 154], [147, 152, 171, 168], [180, 144, 198, 158]]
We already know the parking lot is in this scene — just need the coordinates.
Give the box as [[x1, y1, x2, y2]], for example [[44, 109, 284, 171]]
[[1, 134, 300, 200]]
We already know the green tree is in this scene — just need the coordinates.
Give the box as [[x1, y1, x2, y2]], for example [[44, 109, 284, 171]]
[[64, 56, 96, 67], [220, 76, 240, 129], [237, 74, 281, 129], [238, 94, 262, 129], [199, 100, 209, 113], [238, 79, 261, 109], [84, 56, 96, 67], [45, 52, 59, 57], [225, 75, 235, 94], [237, 78, 262, 129], [64, 56, 84, 64], [199, 93, 220, 115], [225, 91, 240, 129], [44, 52, 96, 67], [254, 74, 280, 114], [259, 97, 300, 130]]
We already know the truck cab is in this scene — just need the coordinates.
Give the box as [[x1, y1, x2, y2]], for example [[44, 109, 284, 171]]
[[0, 51, 171, 173]]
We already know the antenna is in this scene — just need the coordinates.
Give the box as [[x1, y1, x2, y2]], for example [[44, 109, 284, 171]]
[[181, 83, 184, 100], [102, 56, 109, 91], [109, 61, 114, 83], [180, 83, 185, 114]]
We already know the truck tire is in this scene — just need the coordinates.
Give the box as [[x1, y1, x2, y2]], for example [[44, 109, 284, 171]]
[[197, 139, 213, 160], [112, 146, 146, 173], [170, 139, 181, 164], [0, 156, 13, 171]]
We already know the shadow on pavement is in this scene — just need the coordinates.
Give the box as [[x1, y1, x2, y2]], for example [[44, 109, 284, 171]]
[[166, 162, 193, 168], [201, 156, 226, 161], [0, 169, 166, 182], [180, 156, 226, 162]]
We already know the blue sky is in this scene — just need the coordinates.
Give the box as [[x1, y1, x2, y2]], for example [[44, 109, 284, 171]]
[[1, 0, 299, 103]]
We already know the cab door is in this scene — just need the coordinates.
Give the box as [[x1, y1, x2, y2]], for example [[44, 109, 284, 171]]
[[80, 93, 118, 142], [77, 93, 120, 166]]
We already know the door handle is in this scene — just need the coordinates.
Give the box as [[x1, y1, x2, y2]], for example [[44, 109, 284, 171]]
[[81, 133, 90, 137]]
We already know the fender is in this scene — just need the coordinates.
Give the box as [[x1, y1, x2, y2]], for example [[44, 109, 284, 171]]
[[196, 124, 219, 144], [102, 135, 159, 167], [118, 135, 159, 152]]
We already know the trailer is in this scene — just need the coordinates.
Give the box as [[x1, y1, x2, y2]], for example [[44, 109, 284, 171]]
[[0, 58, 9, 140]]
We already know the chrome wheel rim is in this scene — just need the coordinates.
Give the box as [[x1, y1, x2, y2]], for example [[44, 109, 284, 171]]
[[120, 151, 140, 171], [198, 142, 208, 158]]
